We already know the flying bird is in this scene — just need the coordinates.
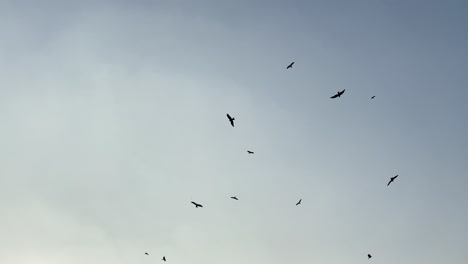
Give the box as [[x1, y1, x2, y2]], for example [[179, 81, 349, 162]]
[[371, 96, 375, 99], [368, 254, 372, 259], [231, 196, 238, 200], [286, 62, 294, 69], [162, 256, 166, 261], [191, 201, 203, 208], [296, 199, 302, 206], [387, 175, 399, 186], [145, 253, 149, 256], [330, 89, 346, 98], [247, 150, 254, 154], [226, 113, 235, 127]]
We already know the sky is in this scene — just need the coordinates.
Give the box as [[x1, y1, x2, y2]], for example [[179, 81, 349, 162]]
[[0, 0, 467, 263]]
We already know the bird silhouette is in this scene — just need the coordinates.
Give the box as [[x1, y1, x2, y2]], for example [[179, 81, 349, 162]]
[[371, 96, 375, 99], [145, 252, 149, 256], [368, 254, 372, 259], [296, 199, 302, 206], [387, 175, 399, 186], [247, 150, 254, 154], [226, 113, 235, 127], [162, 256, 166, 261], [287, 62, 294, 69], [231, 196, 238, 200], [330, 89, 346, 98], [191, 201, 203, 208]]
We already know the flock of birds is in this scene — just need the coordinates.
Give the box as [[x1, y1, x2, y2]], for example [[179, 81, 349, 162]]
[[144, 61, 398, 262]]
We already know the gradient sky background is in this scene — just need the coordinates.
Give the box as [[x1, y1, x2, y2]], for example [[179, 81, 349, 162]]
[[1, 0, 467, 263]]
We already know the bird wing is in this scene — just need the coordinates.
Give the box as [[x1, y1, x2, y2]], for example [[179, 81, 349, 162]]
[[387, 179, 392, 186], [330, 93, 339, 98], [227, 113, 232, 120], [340, 89, 346, 95], [230, 119, 234, 127]]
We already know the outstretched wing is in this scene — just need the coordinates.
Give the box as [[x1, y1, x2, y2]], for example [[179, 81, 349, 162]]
[[330, 93, 339, 99], [387, 179, 392, 186], [227, 113, 232, 120]]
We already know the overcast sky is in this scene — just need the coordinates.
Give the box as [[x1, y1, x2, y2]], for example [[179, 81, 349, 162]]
[[1, 1, 467, 263]]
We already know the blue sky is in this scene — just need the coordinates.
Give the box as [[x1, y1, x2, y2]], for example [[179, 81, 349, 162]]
[[0, 1, 467, 263]]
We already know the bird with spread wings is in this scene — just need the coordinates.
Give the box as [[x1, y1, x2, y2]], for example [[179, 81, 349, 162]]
[[330, 89, 346, 99], [387, 175, 399, 186], [226, 113, 235, 127], [191, 201, 203, 208]]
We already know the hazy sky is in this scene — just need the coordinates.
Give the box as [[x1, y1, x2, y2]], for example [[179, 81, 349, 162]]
[[1, 1, 467, 263]]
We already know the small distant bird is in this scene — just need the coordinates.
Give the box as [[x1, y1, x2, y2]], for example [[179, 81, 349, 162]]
[[145, 252, 149, 255], [371, 96, 375, 99], [296, 199, 302, 206], [191, 201, 203, 208], [387, 175, 399, 186], [368, 254, 372, 259], [330, 89, 346, 98], [247, 150, 254, 154], [231, 196, 238, 200], [162, 256, 166, 261], [226, 113, 235, 127], [287, 62, 294, 69]]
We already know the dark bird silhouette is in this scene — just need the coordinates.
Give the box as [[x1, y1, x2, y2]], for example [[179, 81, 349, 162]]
[[368, 254, 372, 259], [387, 175, 399, 186], [162, 256, 166, 261], [296, 199, 302, 206], [145, 253, 149, 255], [191, 201, 203, 208], [287, 62, 294, 69], [231, 196, 238, 200], [330, 89, 346, 98], [226, 113, 235, 127], [371, 96, 375, 99], [247, 150, 254, 154]]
